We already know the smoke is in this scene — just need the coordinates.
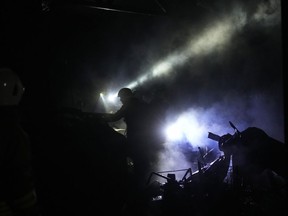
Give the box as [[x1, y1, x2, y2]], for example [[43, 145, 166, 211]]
[[78, 0, 283, 180], [153, 89, 284, 180], [252, 0, 281, 26], [96, 0, 283, 179], [112, 0, 281, 98]]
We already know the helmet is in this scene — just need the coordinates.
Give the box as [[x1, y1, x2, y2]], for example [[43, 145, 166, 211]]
[[117, 87, 133, 98], [0, 68, 25, 106]]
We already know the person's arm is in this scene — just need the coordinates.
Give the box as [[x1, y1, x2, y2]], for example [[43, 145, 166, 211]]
[[103, 105, 126, 122]]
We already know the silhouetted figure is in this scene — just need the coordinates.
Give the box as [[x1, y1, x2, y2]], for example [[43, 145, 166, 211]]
[[104, 88, 151, 187], [103, 87, 164, 215], [0, 68, 41, 216]]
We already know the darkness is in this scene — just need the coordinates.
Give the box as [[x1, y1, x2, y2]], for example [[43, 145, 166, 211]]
[[0, 0, 287, 215]]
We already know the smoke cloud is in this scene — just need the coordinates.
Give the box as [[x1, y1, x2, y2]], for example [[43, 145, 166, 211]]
[[105, 0, 284, 179]]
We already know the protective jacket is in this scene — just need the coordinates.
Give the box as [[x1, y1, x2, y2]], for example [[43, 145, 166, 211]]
[[0, 108, 39, 216]]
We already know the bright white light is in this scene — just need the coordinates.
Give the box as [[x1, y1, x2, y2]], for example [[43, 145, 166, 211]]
[[100, 92, 104, 99], [165, 123, 184, 141], [107, 93, 118, 103], [183, 116, 205, 145], [164, 110, 207, 147]]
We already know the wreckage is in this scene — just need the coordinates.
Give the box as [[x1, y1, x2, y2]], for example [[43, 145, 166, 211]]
[[144, 121, 287, 216]]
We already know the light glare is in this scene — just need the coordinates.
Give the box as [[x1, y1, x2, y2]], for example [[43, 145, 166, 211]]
[[165, 124, 183, 141], [107, 93, 117, 103], [164, 111, 207, 147]]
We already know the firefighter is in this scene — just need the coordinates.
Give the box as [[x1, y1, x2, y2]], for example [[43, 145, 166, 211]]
[[103, 87, 161, 215], [103, 88, 153, 189], [0, 68, 41, 216]]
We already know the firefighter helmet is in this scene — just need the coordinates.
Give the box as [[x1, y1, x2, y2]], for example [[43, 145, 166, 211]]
[[0, 68, 25, 106], [117, 87, 133, 99]]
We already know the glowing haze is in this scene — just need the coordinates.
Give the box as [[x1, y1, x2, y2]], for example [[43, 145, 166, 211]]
[[98, 0, 283, 181]]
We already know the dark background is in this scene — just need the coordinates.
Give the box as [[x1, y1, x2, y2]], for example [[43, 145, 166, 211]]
[[0, 1, 287, 215]]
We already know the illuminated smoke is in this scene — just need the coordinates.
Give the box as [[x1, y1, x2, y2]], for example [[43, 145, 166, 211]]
[[253, 0, 281, 26], [104, 0, 282, 111], [153, 91, 284, 180], [152, 0, 282, 177], [126, 18, 235, 88], [124, 0, 281, 90], [103, 0, 283, 179]]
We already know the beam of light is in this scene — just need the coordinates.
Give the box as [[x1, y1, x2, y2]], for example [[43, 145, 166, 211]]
[[126, 81, 138, 89], [152, 61, 173, 77], [122, 0, 280, 90], [102, 1, 281, 110], [138, 74, 149, 83], [104, 19, 236, 107], [100, 92, 105, 100], [125, 18, 236, 88], [126, 74, 150, 89], [104, 1, 280, 110], [99, 92, 109, 112], [187, 20, 234, 56]]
